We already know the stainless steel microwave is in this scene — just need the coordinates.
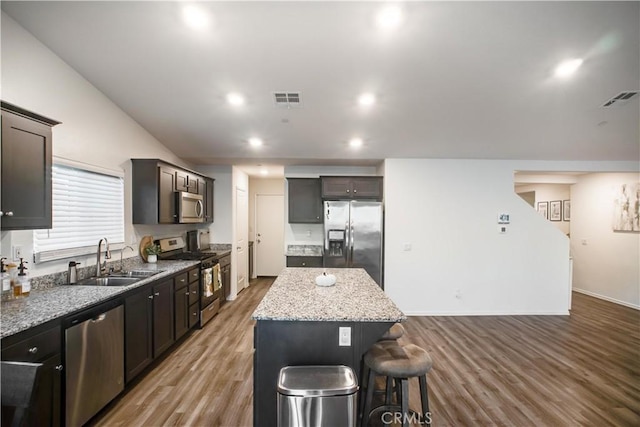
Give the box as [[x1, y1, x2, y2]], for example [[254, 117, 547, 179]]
[[176, 191, 204, 223]]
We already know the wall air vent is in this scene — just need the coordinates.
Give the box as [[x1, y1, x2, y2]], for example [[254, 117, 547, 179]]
[[602, 90, 639, 107], [274, 92, 301, 108]]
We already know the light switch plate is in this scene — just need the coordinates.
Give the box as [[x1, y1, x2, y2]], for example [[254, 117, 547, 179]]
[[339, 327, 351, 346]]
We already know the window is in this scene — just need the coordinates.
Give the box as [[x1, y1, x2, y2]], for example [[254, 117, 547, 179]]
[[34, 163, 124, 263]]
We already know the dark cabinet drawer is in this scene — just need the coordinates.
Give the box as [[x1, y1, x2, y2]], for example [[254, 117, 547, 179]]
[[188, 282, 199, 306], [1, 325, 61, 362], [174, 272, 188, 289], [188, 268, 199, 283], [188, 303, 200, 329], [286, 256, 323, 268]]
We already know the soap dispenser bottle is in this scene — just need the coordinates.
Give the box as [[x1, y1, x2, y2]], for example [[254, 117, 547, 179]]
[[17, 258, 30, 297], [68, 261, 80, 284]]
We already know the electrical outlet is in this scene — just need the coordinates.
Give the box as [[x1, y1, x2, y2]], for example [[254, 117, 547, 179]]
[[339, 327, 351, 347], [12, 245, 23, 261]]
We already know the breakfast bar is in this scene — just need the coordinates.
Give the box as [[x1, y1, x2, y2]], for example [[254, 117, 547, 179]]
[[251, 268, 405, 426]]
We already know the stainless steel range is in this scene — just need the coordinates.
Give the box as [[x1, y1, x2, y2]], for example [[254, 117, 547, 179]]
[[157, 236, 221, 327]]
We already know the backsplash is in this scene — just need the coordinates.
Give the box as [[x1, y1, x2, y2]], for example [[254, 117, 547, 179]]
[[30, 256, 149, 290]]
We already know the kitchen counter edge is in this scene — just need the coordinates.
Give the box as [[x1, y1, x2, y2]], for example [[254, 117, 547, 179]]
[[1, 260, 200, 340]]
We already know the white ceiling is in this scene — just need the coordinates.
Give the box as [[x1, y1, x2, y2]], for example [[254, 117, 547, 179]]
[[2, 1, 639, 169]]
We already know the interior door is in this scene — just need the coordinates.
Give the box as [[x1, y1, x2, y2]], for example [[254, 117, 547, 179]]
[[256, 194, 285, 276], [235, 187, 248, 293]]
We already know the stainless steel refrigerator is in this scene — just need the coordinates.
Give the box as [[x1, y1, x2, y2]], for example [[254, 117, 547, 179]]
[[323, 200, 383, 287]]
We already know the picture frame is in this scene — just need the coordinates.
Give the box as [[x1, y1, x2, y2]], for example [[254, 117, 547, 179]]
[[537, 201, 548, 219], [549, 200, 562, 221], [563, 200, 570, 221]]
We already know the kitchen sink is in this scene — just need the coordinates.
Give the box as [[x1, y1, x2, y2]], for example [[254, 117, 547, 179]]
[[73, 270, 161, 286], [75, 276, 141, 287], [107, 270, 160, 278]]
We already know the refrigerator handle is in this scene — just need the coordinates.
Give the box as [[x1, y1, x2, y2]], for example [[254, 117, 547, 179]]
[[345, 221, 350, 263], [350, 220, 354, 263]]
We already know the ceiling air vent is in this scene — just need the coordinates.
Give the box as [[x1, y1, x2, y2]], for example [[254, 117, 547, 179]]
[[602, 90, 639, 107], [274, 92, 301, 108]]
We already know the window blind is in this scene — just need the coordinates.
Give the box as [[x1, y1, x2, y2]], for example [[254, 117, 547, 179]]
[[34, 164, 125, 263]]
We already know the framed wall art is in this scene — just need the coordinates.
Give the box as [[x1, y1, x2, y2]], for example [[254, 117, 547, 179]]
[[563, 200, 571, 221], [549, 200, 562, 221], [613, 182, 640, 232], [537, 201, 548, 219]]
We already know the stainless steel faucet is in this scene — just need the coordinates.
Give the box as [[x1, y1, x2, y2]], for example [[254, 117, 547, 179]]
[[96, 238, 111, 277], [120, 245, 134, 272]]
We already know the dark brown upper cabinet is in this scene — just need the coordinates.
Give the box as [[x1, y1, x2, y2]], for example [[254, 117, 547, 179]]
[[1, 102, 60, 230], [132, 159, 214, 224], [320, 176, 383, 200], [287, 178, 322, 223]]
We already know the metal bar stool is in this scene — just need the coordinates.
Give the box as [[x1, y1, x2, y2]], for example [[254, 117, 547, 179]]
[[361, 342, 432, 427]]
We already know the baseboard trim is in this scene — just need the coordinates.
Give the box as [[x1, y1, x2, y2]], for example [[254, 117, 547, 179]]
[[573, 288, 640, 310], [403, 310, 570, 316]]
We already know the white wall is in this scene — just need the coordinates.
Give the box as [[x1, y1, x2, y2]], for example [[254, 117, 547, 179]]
[[517, 184, 571, 235], [196, 165, 233, 244], [384, 159, 572, 315], [571, 173, 640, 308], [0, 13, 195, 277], [283, 165, 379, 247]]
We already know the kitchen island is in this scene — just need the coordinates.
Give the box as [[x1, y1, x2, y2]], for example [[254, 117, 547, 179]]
[[252, 268, 405, 427]]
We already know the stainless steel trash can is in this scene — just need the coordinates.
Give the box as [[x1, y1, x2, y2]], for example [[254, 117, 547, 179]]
[[277, 365, 358, 427]]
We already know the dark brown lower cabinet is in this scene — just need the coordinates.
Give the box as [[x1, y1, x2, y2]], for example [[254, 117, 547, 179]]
[[1, 323, 62, 427], [174, 282, 189, 340], [125, 288, 153, 383], [152, 280, 174, 356], [286, 256, 324, 267], [219, 254, 231, 303], [125, 278, 176, 383]]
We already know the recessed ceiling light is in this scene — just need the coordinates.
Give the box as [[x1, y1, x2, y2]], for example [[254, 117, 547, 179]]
[[349, 138, 363, 149], [182, 5, 209, 30], [227, 93, 245, 106], [260, 168, 269, 176], [249, 137, 263, 148], [376, 5, 402, 30], [554, 58, 583, 78], [358, 93, 376, 107]]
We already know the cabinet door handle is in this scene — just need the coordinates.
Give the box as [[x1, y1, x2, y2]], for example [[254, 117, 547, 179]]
[[154, 292, 160, 296], [353, 189, 357, 193], [346, 189, 350, 193], [55, 365, 64, 371], [302, 262, 306, 266], [180, 279, 185, 283], [192, 290, 196, 294], [28, 346, 38, 354], [4, 211, 14, 217], [148, 295, 154, 299], [185, 292, 190, 296]]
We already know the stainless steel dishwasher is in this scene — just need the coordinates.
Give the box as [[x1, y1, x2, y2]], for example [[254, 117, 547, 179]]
[[65, 300, 124, 427]]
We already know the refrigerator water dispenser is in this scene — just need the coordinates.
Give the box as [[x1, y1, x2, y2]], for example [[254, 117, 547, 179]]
[[327, 229, 345, 256]]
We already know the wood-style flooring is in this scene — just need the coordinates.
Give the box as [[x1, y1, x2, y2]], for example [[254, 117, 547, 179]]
[[92, 280, 640, 427]]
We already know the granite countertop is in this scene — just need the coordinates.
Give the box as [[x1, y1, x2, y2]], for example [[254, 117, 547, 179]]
[[1, 260, 199, 339], [252, 268, 405, 322], [285, 244, 324, 257]]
